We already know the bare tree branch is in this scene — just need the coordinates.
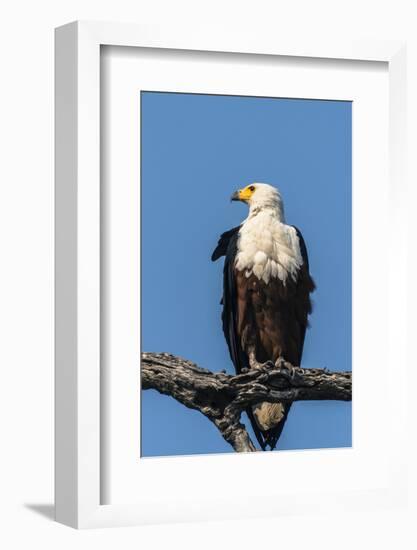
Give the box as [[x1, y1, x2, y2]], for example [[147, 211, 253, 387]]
[[141, 352, 352, 452]]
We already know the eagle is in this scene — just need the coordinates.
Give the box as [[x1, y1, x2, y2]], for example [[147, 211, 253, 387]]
[[212, 183, 315, 451]]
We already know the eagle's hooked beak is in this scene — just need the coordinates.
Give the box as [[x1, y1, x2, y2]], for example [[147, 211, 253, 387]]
[[231, 187, 253, 203], [230, 190, 241, 202]]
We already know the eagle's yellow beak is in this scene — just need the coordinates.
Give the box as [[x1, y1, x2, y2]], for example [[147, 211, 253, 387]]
[[231, 186, 255, 202]]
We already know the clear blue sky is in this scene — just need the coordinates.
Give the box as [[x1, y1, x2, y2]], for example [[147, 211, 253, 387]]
[[140, 91, 352, 457]]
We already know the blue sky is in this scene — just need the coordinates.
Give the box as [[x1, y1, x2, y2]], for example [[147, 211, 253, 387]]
[[140, 91, 352, 457]]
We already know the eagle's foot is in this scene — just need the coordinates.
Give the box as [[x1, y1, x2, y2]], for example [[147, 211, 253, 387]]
[[274, 357, 299, 383], [249, 360, 275, 371]]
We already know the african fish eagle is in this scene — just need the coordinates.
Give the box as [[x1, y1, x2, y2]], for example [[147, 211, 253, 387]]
[[212, 183, 315, 450]]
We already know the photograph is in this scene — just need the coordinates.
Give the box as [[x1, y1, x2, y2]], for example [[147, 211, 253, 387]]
[[140, 90, 352, 456], [0, 3, 410, 542]]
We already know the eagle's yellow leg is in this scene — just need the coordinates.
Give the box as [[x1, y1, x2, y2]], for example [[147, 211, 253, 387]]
[[247, 349, 274, 370]]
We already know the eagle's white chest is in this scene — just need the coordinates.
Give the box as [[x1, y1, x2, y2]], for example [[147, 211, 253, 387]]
[[235, 213, 303, 284]]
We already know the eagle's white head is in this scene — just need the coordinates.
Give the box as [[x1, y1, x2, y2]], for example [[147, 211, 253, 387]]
[[231, 182, 285, 220]]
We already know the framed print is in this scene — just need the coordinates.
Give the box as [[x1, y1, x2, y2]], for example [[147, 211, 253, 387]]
[[55, 21, 407, 528]]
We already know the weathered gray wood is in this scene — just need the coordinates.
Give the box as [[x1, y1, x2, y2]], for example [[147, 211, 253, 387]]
[[141, 352, 352, 452]]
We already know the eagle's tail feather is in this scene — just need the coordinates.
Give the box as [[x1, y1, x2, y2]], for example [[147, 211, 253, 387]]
[[262, 403, 292, 450], [250, 402, 292, 451]]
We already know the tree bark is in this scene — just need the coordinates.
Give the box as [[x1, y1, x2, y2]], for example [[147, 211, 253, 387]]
[[141, 352, 352, 452]]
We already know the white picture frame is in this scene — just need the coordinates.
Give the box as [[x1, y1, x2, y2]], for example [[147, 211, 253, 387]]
[[55, 21, 407, 529]]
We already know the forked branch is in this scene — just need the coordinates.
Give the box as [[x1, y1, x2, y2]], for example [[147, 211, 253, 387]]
[[141, 352, 352, 452]]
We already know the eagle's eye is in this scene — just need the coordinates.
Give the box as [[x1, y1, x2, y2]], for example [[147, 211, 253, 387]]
[[249, 185, 255, 192]]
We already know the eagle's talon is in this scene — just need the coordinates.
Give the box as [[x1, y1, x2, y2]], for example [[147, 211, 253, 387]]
[[275, 357, 286, 369], [274, 357, 299, 383], [248, 356, 275, 370]]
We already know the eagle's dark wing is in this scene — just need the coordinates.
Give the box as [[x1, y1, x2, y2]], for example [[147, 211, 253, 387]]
[[212, 226, 249, 374], [291, 225, 316, 365], [211, 226, 240, 262]]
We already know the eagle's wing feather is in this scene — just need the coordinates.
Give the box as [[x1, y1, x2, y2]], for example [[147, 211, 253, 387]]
[[212, 227, 249, 374], [291, 225, 316, 364], [211, 226, 241, 262]]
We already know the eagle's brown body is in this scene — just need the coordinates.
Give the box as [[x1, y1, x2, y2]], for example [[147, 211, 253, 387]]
[[212, 183, 315, 450], [235, 268, 313, 368]]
